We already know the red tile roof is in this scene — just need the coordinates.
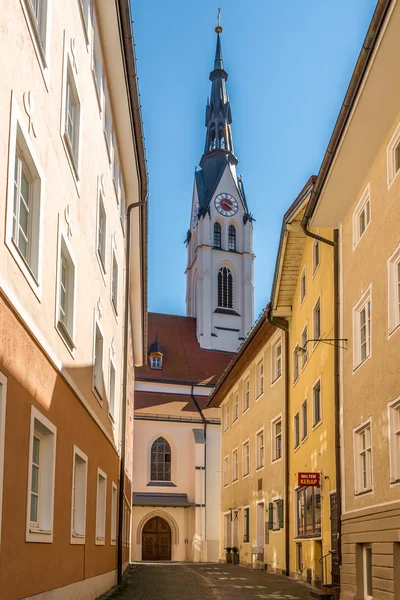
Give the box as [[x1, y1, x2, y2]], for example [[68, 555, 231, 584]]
[[135, 391, 220, 421], [135, 313, 234, 385]]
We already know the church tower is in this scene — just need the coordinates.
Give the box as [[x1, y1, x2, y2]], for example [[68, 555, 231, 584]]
[[185, 16, 254, 353]]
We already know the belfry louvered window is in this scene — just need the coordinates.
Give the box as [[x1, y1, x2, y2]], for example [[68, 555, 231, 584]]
[[228, 225, 236, 251], [214, 222, 222, 248], [218, 267, 233, 309], [150, 437, 171, 481]]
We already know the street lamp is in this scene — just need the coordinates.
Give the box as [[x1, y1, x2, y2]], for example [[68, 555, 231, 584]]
[[294, 338, 348, 356]]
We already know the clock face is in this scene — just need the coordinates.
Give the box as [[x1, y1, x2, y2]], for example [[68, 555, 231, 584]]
[[192, 200, 199, 228], [214, 193, 238, 217]]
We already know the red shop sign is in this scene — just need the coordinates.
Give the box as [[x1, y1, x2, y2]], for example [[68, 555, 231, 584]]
[[298, 472, 320, 487]]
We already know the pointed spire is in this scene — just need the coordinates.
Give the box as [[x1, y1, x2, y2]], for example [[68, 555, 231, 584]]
[[214, 34, 224, 71]]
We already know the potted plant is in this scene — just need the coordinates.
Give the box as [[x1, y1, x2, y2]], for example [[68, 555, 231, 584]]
[[225, 547, 232, 563], [232, 547, 239, 565]]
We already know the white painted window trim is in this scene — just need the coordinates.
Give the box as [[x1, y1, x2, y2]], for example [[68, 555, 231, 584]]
[[312, 239, 320, 277], [78, 0, 92, 49], [352, 184, 371, 250], [294, 411, 300, 450], [388, 396, 400, 485], [353, 419, 373, 496], [111, 247, 119, 318], [26, 406, 57, 543], [271, 495, 282, 531], [255, 426, 265, 471], [232, 447, 238, 483], [271, 413, 283, 463], [111, 482, 117, 545], [243, 375, 250, 412], [271, 335, 282, 385], [60, 38, 82, 191], [387, 243, 400, 337], [95, 467, 107, 545], [300, 265, 306, 305], [223, 455, 229, 488], [300, 322, 309, 370], [55, 222, 76, 355], [255, 358, 264, 399], [96, 178, 107, 279], [6, 95, 45, 299], [0, 373, 7, 548], [70, 445, 88, 544], [92, 314, 105, 404], [387, 121, 400, 189], [292, 343, 299, 384], [312, 296, 321, 349], [91, 6, 104, 113], [232, 390, 239, 423], [312, 376, 322, 429], [103, 82, 114, 165], [108, 352, 116, 424], [242, 504, 250, 543], [20, 0, 52, 88], [242, 439, 250, 479], [301, 398, 308, 442], [352, 284, 372, 371]]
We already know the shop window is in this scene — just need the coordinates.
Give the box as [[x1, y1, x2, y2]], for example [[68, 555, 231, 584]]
[[296, 486, 321, 538]]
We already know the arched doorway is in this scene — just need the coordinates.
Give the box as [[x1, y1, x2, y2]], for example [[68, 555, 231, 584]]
[[142, 516, 171, 561]]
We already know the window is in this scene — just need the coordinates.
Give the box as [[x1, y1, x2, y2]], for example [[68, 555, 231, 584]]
[[302, 400, 308, 440], [269, 499, 284, 531], [312, 240, 320, 274], [150, 356, 162, 369], [104, 85, 114, 161], [256, 360, 264, 397], [301, 325, 308, 368], [233, 392, 239, 422], [108, 359, 116, 421], [387, 245, 400, 333], [92, 8, 103, 107], [232, 449, 238, 481], [93, 322, 104, 400], [293, 348, 299, 383], [79, 0, 91, 38], [111, 252, 118, 314], [313, 380, 322, 426], [389, 398, 400, 483], [150, 437, 171, 482], [223, 401, 230, 431], [217, 266, 233, 309], [27, 407, 56, 543], [313, 298, 321, 345], [294, 412, 300, 449], [353, 290, 371, 368], [272, 341, 282, 382], [296, 543, 303, 573], [64, 68, 80, 171], [214, 222, 222, 248], [296, 486, 321, 537], [243, 507, 250, 542], [272, 417, 282, 461], [300, 267, 306, 303], [97, 191, 107, 272], [243, 377, 250, 412], [223, 456, 228, 487], [256, 429, 264, 469], [9, 122, 42, 283], [111, 482, 117, 544], [23, 0, 49, 64], [353, 185, 371, 248], [96, 469, 107, 544], [362, 545, 373, 599], [228, 225, 236, 251], [387, 121, 400, 188], [71, 447, 87, 543], [354, 423, 373, 494], [56, 235, 75, 350], [242, 441, 250, 477]]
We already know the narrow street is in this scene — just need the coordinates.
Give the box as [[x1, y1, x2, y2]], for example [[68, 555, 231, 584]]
[[109, 563, 314, 600]]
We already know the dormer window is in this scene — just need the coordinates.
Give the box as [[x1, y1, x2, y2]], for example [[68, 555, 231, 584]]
[[150, 355, 162, 370]]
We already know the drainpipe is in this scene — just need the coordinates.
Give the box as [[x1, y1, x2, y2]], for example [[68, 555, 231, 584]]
[[190, 386, 208, 562], [117, 199, 147, 585], [301, 217, 342, 573], [267, 309, 289, 577]]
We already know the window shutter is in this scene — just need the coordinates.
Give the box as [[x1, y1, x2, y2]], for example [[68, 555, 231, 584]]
[[278, 499, 284, 529], [268, 503, 273, 530]]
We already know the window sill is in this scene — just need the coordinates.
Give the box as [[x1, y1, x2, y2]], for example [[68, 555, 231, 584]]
[[352, 354, 371, 374], [95, 536, 105, 546], [111, 299, 119, 322], [27, 526, 53, 543], [295, 534, 322, 540], [301, 435, 309, 444], [56, 320, 75, 355], [96, 252, 107, 283], [92, 385, 104, 407], [354, 487, 373, 497], [62, 133, 81, 195], [271, 374, 282, 387], [390, 477, 400, 486], [232, 417, 238, 425], [108, 412, 116, 428], [146, 481, 176, 487], [104, 129, 113, 165], [256, 465, 264, 473], [271, 456, 282, 464], [21, 0, 50, 91], [92, 69, 103, 115], [388, 322, 400, 340], [111, 538, 117, 546], [242, 406, 250, 414], [312, 420, 322, 432], [312, 264, 320, 279], [214, 308, 241, 316], [71, 533, 85, 545], [294, 444, 300, 453], [7, 239, 41, 301], [242, 473, 250, 480]]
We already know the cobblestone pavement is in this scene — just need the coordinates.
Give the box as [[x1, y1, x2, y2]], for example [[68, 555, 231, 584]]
[[106, 563, 315, 600]]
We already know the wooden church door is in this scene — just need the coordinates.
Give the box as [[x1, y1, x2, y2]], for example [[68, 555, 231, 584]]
[[142, 517, 171, 561]]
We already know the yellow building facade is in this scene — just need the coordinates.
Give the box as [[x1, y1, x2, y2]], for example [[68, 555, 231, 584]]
[[270, 178, 338, 591], [208, 313, 287, 573]]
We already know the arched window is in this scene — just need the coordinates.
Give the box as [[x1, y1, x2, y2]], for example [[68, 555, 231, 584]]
[[228, 225, 236, 251], [150, 437, 171, 481], [218, 123, 226, 149], [214, 222, 222, 248], [217, 267, 233, 309]]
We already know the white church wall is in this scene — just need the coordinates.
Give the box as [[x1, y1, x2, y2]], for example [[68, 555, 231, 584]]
[[205, 424, 221, 562]]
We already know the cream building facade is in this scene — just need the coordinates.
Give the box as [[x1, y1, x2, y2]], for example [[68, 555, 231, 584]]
[[208, 311, 287, 573], [308, 1, 400, 598], [0, 1, 147, 598]]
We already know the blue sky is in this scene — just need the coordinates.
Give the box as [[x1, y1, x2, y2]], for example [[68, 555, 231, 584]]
[[131, 0, 377, 318]]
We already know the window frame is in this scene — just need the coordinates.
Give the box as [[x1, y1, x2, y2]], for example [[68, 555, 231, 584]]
[[91, 6, 104, 112], [293, 346, 299, 384], [217, 266, 234, 309], [96, 181, 107, 276], [26, 406, 57, 543], [232, 448, 238, 482], [93, 318, 105, 403], [108, 355, 116, 423], [387, 243, 400, 336], [213, 221, 222, 249], [271, 415, 283, 462], [387, 121, 400, 189], [95, 468, 107, 545], [61, 52, 82, 186], [256, 359, 264, 398], [294, 411, 300, 449], [352, 184, 371, 249], [353, 420, 373, 496], [111, 250, 119, 316], [111, 482, 117, 545], [312, 240, 320, 276], [21, 0, 52, 83], [301, 399, 308, 441], [301, 324, 308, 369], [6, 98, 44, 297], [388, 396, 400, 484], [312, 378, 322, 428], [271, 338, 282, 384], [256, 427, 264, 470], [312, 297, 321, 348], [243, 506, 250, 543], [242, 439, 250, 478], [243, 376, 250, 412], [233, 391, 239, 423], [295, 485, 322, 539], [223, 455, 229, 487], [70, 446, 88, 545], [78, 0, 91, 46], [352, 286, 372, 370], [223, 400, 230, 432], [228, 224, 236, 252], [300, 265, 306, 304], [150, 436, 172, 482], [55, 227, 76, 353]]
